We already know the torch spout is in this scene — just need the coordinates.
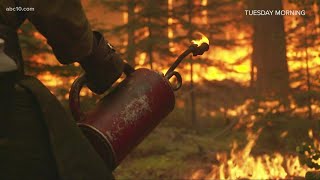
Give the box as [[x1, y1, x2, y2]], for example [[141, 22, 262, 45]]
[[165, 43, 209, 78], [164, 46, 193, 78]]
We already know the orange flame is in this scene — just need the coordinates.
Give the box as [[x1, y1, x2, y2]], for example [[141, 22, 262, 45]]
[[190, 128, 312, 180], [191, 32, 209, 46]]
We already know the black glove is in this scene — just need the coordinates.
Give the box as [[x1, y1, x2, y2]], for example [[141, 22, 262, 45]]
[[123, 62, 135, 76], [78, 31, 126, 94]]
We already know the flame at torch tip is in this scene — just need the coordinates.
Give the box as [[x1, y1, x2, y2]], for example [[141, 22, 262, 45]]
[[191, 32, 209, 46]]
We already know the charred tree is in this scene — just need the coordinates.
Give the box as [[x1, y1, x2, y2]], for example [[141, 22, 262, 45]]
[[190, 58, 196, 126], [143, 0, 169, 70], [304, 20, 312, 121], [143, 0, 169, 69], [146, 15, 154, 69], [287, 0, 320, 141], [252, 0, 289, 98], [103, 0, 170, 68], [187, 0, 197, 126], [127, 0, 136, 66]]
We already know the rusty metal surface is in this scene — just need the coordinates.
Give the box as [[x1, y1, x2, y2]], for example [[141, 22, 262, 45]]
[[79, 68, 175, 167]]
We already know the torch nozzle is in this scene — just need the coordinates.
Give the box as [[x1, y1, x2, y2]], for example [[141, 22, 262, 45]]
[[191, 43, 209, 56]]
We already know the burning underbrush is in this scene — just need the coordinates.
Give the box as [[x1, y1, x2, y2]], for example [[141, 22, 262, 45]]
[[188, 96, 319, 179], [190, 128, 316, 180]]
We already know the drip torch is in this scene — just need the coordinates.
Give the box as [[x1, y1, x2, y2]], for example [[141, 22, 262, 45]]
[[69, 33, 210, 170]]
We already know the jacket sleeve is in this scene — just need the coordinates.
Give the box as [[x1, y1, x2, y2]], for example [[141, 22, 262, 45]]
[[26, 0, 93, 64]]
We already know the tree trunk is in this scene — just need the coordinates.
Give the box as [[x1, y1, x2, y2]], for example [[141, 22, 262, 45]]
[[190, 60, 196, 125], [147, 16, 153, 69], [144, 0, 168, 69], [304, 26, 312, 121], [127, 0, 136, 66], [250, 58, 256, 88], [187, 0, 196, 125], [252, 0, 289, 97]]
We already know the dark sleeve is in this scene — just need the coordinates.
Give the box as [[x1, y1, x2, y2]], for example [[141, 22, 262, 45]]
[[26, 0, 93, 64]]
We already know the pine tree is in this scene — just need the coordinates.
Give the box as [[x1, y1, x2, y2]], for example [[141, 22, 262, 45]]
[[100, 0, 172, 69], [287, 0, 320, 140]]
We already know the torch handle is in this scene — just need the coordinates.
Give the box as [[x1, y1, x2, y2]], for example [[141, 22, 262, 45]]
[[69, 73, 87, 121]]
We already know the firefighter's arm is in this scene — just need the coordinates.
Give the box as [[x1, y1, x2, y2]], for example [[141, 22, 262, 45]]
[[26, 0, 133, 94], [27, 0, 93, 63]]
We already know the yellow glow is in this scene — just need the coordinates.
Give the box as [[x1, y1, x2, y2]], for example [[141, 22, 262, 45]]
[[308, 129, 313, 139], [135, 52, 147, 68], [123, 12, 128, 23], [201, 0, 208, 24], [191, 32, 209, 46], [280, 131, 288, 138], [168, 0, 174, 52], [37, 71, 63, 87]]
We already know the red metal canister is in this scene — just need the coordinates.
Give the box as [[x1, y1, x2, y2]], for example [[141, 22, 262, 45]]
[[69, 68, 180, 170]]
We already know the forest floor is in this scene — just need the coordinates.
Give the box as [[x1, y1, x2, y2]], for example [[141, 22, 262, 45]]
[[113, 109, 315, 180]]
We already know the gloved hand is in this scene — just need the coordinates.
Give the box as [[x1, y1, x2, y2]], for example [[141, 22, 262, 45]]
[[78, 31, 133, 94]]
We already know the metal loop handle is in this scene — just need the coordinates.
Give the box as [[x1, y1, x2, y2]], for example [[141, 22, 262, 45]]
[[69, 73, 87, 121], [165, 71, 182, 91], [69, 64, 136, 122]]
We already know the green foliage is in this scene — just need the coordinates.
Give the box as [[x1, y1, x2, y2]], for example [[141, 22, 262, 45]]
[[305, 171, 320, 180], [113, 124, 236, 179]]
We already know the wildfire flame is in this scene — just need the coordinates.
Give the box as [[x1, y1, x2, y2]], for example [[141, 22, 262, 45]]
[[190, 128, 313, 180], [191, 32, 209, 46]]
